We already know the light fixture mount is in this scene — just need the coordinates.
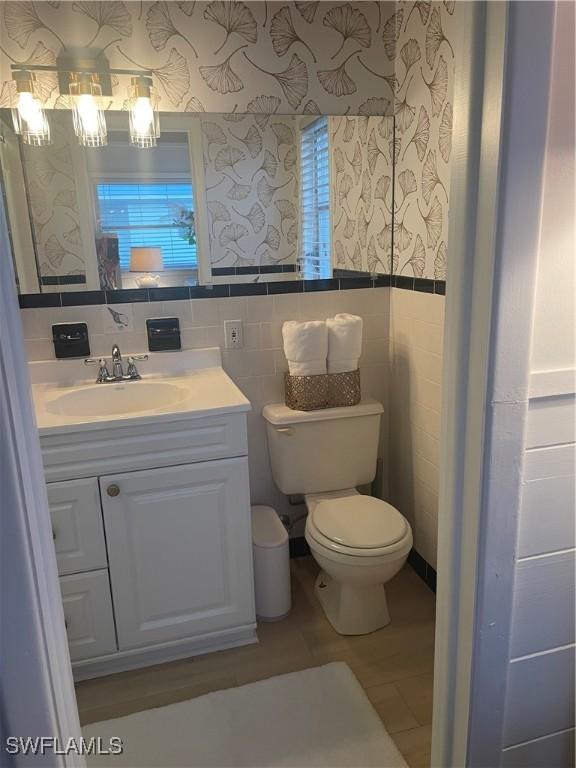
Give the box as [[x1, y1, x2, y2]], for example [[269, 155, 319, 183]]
[[5, 51, 158, 149]]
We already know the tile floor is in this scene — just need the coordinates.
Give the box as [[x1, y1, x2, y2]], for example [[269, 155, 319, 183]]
[[76, 558, 436, 767]]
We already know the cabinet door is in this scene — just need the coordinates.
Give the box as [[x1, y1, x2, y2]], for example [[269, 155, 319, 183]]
[[60, 570, 117, 661], [47, 478, 107, 576], [100, 457, 255, 650]]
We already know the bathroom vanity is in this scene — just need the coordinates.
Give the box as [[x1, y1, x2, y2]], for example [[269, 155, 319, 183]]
[[30, 348, 256, 680]]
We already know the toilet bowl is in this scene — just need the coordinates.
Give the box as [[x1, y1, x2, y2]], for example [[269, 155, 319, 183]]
[[262, 400, 413, 636], [304, 490, 412, 635]]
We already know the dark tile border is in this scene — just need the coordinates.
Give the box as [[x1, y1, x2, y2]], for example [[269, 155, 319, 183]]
[[334, 268, 374, 279], [407, 549, 437, 594], [149, 286, 190, 302], [414, 277, 435, 294], [18, 275, 447, 309], [189, 285, 230, 299], [230, 283, 267, 296], [105, 288, 149, 304], [41, 274, 87, 286], [394, 275, 415, 290], [339, 277, 373, 290], [303, 278, 340, 292], [212, 264, 297, 276], [267, 280, 304, 294], [435, 280, 446, 295], [19, 293, 62, 308], [392, 276, 446, 295], [62, 290, 105, 306]]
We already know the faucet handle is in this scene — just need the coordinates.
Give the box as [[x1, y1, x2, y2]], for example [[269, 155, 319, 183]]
[[126, 355, 147, 380], [85, 358, 110, 383]]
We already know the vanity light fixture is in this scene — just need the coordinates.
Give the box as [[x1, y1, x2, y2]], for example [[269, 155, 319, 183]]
[[4, 57, 158, 149], [128, 76, 160, 149], [10, 71, 52, 146], [69, 72, 108, 147]]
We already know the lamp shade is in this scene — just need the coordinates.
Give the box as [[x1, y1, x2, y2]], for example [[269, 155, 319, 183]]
[[129, 247, 163, 272]]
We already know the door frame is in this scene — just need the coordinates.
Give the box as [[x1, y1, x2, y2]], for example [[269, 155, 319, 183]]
[[432, 1, 556, 766], [0, 2, 557, 766], [0, 167, 84, 763]]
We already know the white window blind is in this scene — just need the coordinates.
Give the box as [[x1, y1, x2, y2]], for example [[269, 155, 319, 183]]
[[95, 182, 197, 271], [299, 118, 331, 279]]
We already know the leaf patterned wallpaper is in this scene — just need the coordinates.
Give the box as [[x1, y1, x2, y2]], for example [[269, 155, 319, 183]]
[[0, 1, 398, 116], [21, 112, 88, 281], [331, 115, 394, 273], [392, 0, 456, 280], [201, 113, 299, 268], [2, 1, 458, 285]]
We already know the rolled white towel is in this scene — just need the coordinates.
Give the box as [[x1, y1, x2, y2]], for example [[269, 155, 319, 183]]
[[282, 320, 328, 376], [326, 313, 363, 373]]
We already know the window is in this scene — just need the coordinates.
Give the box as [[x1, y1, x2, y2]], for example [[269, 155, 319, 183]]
[[95, 182, 197, 271], [299, 118, 331, 279]]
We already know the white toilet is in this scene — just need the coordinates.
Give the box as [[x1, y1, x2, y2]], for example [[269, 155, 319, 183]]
[[262, 399, 413, 635]]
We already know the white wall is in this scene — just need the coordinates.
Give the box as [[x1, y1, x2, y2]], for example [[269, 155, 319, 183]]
[[388, 289, 444, 568], [501, 4, 575, 765], [385, 0, 458, 568], [19, 287, 390, 536]]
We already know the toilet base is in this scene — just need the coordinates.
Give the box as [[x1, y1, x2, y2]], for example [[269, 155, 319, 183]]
[[314, 571, 391, 635]]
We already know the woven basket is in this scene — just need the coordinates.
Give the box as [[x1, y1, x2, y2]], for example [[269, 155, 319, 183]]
[[327, 369, 361, 408], [285, 369, 361, 411]]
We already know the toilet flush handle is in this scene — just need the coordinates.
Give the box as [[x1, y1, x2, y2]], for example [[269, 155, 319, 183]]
[[276, 427, 294, 435]]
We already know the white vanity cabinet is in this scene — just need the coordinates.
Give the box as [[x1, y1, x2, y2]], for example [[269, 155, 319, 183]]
[[34, 351, 256, 680], [47, 478, 107, 576], [100, 457, 254, 651], [59, 571, 117, 662]]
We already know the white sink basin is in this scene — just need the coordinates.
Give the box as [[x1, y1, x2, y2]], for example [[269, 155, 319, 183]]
[[30, 348, 251, 434], [45, 380, 188, 419]]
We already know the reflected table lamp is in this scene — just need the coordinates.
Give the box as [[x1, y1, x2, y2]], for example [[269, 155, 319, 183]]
[[130, 247, 164, 287]]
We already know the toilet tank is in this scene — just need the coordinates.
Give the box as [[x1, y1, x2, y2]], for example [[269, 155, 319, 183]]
[[262, 400, 384, 495]]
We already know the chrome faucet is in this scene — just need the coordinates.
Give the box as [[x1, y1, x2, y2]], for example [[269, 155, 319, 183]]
[[85, 345, 148, 383], [111, 344, 123, 379]]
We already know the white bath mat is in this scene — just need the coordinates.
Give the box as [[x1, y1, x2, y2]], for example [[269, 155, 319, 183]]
[[84, 662, 408, 767]]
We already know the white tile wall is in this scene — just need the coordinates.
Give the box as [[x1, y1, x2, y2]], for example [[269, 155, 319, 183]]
[[19, 288, 390, 534], [503, 393, 576, 762], [388, 289, 445, 568], [509, 550, 575, 658], [519, 444, 576, 558]]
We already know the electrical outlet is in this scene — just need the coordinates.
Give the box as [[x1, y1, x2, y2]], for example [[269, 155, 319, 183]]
[[224, 320, 243, 348]]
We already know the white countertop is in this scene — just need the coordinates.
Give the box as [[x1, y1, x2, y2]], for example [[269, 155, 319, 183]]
[[30, 348, 250, 436]]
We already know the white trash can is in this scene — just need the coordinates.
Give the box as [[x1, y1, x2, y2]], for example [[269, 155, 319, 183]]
[[251, 505, 291, 621]]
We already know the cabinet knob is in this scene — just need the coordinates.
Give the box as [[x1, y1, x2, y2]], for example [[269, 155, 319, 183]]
[[107, 484, 120, 497]]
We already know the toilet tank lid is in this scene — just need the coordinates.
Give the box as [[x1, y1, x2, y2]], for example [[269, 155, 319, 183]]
[[262, 399, 384, 425]]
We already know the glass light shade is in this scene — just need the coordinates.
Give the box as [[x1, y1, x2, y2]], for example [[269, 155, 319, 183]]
[[128, 77, 160, 149], [10, 73, 52, 146], [69, 73, 107, 148]]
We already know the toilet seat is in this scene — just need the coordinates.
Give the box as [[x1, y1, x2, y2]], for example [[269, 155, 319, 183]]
[[306, 495, 411, 559]]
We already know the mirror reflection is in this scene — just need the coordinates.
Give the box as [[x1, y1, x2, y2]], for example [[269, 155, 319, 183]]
[[0, 110, 394, 293]]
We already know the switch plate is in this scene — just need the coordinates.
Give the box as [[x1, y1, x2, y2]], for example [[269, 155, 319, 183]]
[[224, 320, 243, 348]]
